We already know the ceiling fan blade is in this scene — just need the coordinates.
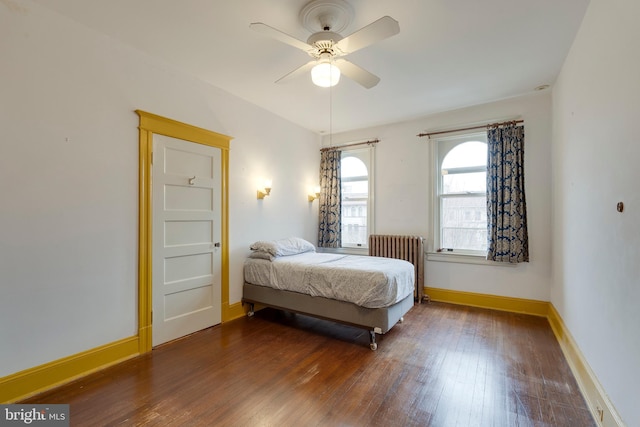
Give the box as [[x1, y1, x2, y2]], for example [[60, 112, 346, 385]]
[[334, 59, 380, 89], [249, 22, 313, 53], [335, 16, 400, 54], [275, 61, 317, 84]]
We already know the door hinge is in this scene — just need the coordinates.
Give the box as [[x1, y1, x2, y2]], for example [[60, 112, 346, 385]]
[[151, 311, 153, 324], [150, 152, 153, 165]]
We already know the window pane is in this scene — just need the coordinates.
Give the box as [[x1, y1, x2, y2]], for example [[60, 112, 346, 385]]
[[342, 179, 368, 196], [441, 141, 487, 169], [441, 195, 487, 251], [342, 179, 367, 246], [341, 156, 367, 178], [443, 172, 486, 193], [341, 191, 367, 246], [340, 151, 371, 248]]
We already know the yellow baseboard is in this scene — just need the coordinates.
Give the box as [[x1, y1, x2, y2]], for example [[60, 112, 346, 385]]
[[425, 286, 549, 316], [2, 301, 247, 403], [425, 286, 623, 427], [225, 301, 247, 322], [3, 291, 624, 427], [547, 305, 624, 427], [0, 336, 139, 404]]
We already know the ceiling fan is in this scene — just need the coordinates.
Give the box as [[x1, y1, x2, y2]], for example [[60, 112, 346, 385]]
[[250, 0, 400, 89]]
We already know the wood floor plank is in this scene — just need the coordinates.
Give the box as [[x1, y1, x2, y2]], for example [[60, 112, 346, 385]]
[[21, 302, 596, 427]]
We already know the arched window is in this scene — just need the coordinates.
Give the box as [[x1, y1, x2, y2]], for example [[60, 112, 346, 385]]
[[435, 134, 488, 254], [341, 150, 373, 248]]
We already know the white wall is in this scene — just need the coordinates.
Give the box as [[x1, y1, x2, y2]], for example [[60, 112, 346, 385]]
[[0, 1, 319, 377], [9, 6, 636, 425], [329, 92, 553, 301], [551, 0, 640, 425]]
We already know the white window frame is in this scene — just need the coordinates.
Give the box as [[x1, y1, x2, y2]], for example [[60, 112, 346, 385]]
[[340, 146, 375, 251], [431, 132, 488, 260]]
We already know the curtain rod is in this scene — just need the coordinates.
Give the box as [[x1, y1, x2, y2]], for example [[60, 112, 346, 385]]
[[320, 139, 380, 152], [417, 119, 524, 139]]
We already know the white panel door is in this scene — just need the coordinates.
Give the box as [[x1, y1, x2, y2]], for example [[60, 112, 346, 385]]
[[152, 134, 221, 346]]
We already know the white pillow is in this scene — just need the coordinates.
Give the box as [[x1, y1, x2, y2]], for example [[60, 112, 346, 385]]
[[250, 237, 316, 257]]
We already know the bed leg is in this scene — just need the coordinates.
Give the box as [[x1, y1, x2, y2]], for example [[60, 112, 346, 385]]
[[369, 331, 378, 351], [247, 303, 255, 317]]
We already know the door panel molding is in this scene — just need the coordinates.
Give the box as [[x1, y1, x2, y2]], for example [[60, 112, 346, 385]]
[[136, 110, 231, 354]]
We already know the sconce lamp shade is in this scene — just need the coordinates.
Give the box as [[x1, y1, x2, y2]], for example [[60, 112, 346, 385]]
[[308, 185, 321, 202], [257, 179, 273, 199], [311, 62, 340, 87]]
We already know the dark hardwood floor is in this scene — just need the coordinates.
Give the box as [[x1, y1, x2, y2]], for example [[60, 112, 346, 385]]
[[23, 302, 596, 427]]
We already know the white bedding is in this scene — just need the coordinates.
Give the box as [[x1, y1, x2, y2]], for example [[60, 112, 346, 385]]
[[243, 252, 415, 308]]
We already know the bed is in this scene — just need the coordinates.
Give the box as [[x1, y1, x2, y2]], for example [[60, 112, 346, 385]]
[[242, 237, 415, 350]]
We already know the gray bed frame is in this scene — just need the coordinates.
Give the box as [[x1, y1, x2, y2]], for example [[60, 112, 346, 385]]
[[242, 282, 414, 350]]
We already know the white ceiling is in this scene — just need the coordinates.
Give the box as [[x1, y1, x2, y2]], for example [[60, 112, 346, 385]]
[[32, 0, 590, 134]]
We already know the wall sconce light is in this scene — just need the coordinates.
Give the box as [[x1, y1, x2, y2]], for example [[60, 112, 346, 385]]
[[257, 179, 272, 199], [308, 186, 321, 202]]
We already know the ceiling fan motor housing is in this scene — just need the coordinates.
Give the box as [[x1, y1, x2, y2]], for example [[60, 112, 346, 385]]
[[307, 31, 344, 57]]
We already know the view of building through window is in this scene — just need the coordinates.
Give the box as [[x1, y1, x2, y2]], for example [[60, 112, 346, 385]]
[[439, 140, 487, 252], [341, 155, 368, 247]]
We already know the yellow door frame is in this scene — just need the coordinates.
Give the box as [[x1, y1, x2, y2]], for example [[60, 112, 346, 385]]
[[136, 110, 232, 353]]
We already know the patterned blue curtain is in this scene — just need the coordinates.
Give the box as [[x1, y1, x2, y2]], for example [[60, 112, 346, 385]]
[[486, 123, 529, 263], [318, 149, 341, 248]]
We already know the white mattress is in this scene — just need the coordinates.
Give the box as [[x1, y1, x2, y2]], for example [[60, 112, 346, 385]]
[[243, 252, 415, 308]]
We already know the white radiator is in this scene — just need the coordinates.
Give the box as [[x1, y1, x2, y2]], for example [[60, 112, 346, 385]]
[[368, 234, 426, 303]]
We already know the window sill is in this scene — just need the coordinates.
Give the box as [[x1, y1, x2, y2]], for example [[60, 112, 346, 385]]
[[427, 252, 517, 267]]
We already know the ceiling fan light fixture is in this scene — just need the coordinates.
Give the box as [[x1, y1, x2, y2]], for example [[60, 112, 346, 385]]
[[311, 62, 341, 87]]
